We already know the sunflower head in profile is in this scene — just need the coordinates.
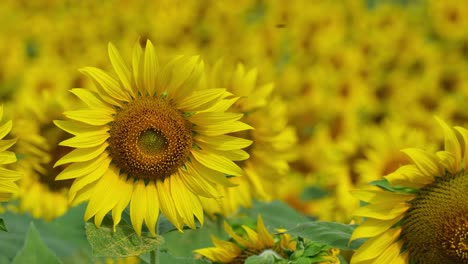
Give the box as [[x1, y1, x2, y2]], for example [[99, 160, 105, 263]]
[[0, 106, 22, 203], [194, 215, 296, 263], [54, 40, 252, 236], [350, 118, 468, 264]]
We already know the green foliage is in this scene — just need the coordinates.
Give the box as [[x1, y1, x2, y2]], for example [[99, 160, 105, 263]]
[[85, 216, 163, 258], [286, 222, 364, 251], [0, 218, 6, 232], [300, 186, 329, 200], [12, 223, 62, 264], [0, 204, 92, 264], [240, 201, 310, 229], [370, 179, 418, 194]]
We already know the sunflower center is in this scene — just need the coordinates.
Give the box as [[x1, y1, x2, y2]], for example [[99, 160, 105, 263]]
[[108, 96, 193, 181], [138, 129, 167, 155], [401, 171, 468, 264]]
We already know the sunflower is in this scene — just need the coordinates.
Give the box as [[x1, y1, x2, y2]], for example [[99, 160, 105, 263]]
[[194, 215, 296, 263], [0, 106, 21, 203], [200, 63, 297, 216], [12, 87, 76, 220], [350, 118, 468, 264], [54, 40, 252, 236]]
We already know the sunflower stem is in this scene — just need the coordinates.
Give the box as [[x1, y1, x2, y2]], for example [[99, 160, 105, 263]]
[[150, 250, 156, 264]]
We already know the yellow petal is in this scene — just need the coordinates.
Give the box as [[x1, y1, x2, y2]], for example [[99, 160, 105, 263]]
[[64, 110, 113, 126], [54, 143, 108, 167], [0, 138, 16, 152], [0, 120, 12, 139], [145, 182, 159, 237], [177, 88, 228, 112], [54, 120, 108, 136], [192, 150, 243, 176], [80, 67, 130, 102], [436, 117, 461, 173], [132, 41, 144, 94], [256, 215, 275, 247], [454, 126, 468, 170], [0, 151, 16, 165], [195, 121, 253, 137], [190, 159, 237, 187], [55, 153, 109, 180], [195, 134, 252, 151], [84, 170, 117, 221], [59, 131, 109, 148], [401, 148, 443, 178], [143, 40, 158, 96], [351, 215, 404, 241], [372, 240, 406, 264], [354, 202, 409, 220], [108, 42, 135, 98], [178, 165, 218, 198], [170, 174, 196, 229], [157, 179, 183, 230], [351, 228, 401, 263], [112, 171, 133, 231], [69, 157, 110, 196], [130, 180, 147, 236], [70, 88, 115, 114]]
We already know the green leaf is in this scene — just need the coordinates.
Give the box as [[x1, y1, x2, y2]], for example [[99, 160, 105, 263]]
[[85, 215, 163, 257], [0, 218, 6, 232], [140, 251, 210, 264], [286, 222, 364, 251], [0, 204, 93, 264], [369, 179, 418, 194], [240, 201, 310, 229], [300, 186, 329, 200], [12, 223, 62, 264]]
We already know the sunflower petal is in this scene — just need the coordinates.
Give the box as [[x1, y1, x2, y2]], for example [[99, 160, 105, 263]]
[[401, 148, 442, 178], [145, 182, 159, 237], [436, 117, 461, 173], [59, 131, 109, 148], [108, 42, 135, 98], [192, 150, 243, 176], [157, 179, 183, 230], [54, 143, 108, 167], [80, 67, 130, 102], [351, 228, 401, 263], [130, 180, 147, 236], [64, 109, 113, 126], [143, 40, 158, 96]]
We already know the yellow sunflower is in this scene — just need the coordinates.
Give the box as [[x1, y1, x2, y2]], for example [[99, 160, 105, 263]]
[[12, 88, 76, 220], [54, 40, 252, 236], [194, 215, 296, 263], [200, 63, 297, 216], [0, 106, 21, 203], [350, 118, 468, 264]]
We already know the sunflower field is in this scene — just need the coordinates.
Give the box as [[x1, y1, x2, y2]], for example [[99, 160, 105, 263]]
[[1, 0, 467, 263]]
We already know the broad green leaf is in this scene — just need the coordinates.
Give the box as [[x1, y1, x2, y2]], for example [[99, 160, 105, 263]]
[[240, 201, 310, 229], [286, 222, 364, 251], [12, 223, 62, 264], [0, 204, 92, 264], [85, 215, 163, 257], [0, 218, 6, 232], [300, 186, 329, 200]]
